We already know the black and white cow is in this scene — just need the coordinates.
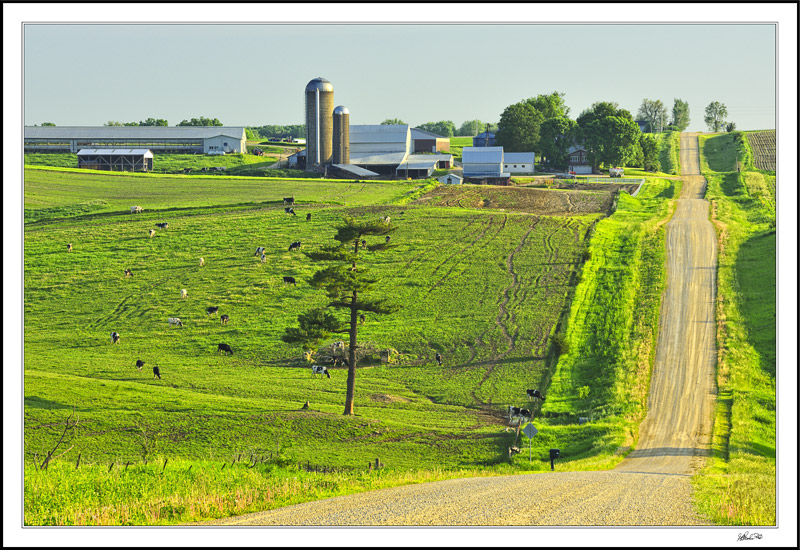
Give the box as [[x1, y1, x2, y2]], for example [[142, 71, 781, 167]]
[[168, 317, 183, 327], [526, 389, 546, 402], [110, 331, 121, 344], [288, 241, 301, 252], [284, 207, 296, 216], [124, 268, 133, 278], [385, 235, 391, 243], [155, 222, 169, 229], [507, 406, 532, 424], [435, 352, 442, 366], [207, 306, 219, 317], [67, 243, 73, 252], [311, 365, 331, 378], [306, 213, 312, 221], [255, 246, 266, 257], [217, 343, 233, 355], [220, 314, 230, 325], [283, 197, 295, 206], [283, 276, 296, 286], [136, 359, 145, 371], [153, 365, 161, 379]]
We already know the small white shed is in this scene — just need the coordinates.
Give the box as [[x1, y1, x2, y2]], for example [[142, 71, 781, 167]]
[[438, 173, 463, 185]]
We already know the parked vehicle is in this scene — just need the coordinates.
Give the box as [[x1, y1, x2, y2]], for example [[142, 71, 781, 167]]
[[609, 167, 624, 177]]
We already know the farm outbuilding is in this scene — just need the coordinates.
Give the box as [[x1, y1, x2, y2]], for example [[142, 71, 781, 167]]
[[24, 126, 247, 154], [568, 145, 592, 174], [472, 130, 495, 147], [462, 146, 510, 185], [77, 149, 154, 172], [349, 124, 411, 175], [411, 128, 450, 153], [503, 152, 535, 174], [438, 173, 463, 185]]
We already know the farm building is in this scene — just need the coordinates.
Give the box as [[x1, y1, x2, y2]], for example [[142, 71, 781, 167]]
[[348, 124, 411, 175], [410, 128, 450, 153], [567, 145, 592, 174], [77, 149, 153, 172], [288, 149, 307, 169], [438, 173, 463, 185], [472, 130, 495, 147], [462, 147, 510, 185], [331, 164, 379, 179], [24, 126, 247, 154], [503, 152, 535, 174], [396, 153, 454, 179]]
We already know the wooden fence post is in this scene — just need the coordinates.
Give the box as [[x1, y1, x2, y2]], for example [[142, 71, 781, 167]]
[[75, 453, 81, 469], [162, 458, 168, 472]]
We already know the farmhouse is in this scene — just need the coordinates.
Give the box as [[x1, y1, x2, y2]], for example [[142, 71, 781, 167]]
[[24, 126, 247, 154], [503, 152, 535, 174], [410, 128, 450, 153], [567, 145, 592, 174], [77, 148, 154, 172], [462, 146, 510, 185]]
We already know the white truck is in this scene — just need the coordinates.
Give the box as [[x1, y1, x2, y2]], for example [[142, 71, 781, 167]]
[[609, 167, 624, 177]]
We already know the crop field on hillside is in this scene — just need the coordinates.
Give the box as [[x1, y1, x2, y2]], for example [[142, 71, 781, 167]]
[[24, 170, 600, 479], [412, 183, 620, 216], [745, 130, 776, 171]]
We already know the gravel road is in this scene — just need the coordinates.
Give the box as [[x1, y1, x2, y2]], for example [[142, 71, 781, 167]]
[[198, 133, 717, 526]]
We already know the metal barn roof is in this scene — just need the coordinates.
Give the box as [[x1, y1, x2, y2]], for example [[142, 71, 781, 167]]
[[350, 151, 408, 165], [25, 126, 246, 140], [503, 152, 535, 164], [332, 164, 379, 177], [411, 128, 447, 139], [77, 148, 154, 157], [462, 146, 503, 163], [350, 125, 410, 143]]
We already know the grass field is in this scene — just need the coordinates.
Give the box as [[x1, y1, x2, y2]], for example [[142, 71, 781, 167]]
[[694, 133, 776, 526], [24, 152, 281, 175], [24, 167, 636, 524]]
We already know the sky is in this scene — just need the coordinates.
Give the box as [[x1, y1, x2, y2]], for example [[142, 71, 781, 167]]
[[4, 3, 798, 549], [22, 21, 777, 132]]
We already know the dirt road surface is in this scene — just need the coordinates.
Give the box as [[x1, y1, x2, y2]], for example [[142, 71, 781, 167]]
[[198, 133, 717, 526]]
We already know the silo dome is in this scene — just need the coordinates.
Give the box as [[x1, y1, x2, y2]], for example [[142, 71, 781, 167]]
[[305, 77, 334, 93], [333, 105, 350, 115]]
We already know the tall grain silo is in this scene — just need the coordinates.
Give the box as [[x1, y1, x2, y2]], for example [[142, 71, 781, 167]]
[[332, 105, 350, 165], [304, 77, 334, 171]]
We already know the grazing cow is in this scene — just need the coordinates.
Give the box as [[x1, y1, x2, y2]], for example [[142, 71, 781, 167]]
[[168, 317, 183, 327], [149, 229, 156, 238], [110, 331, 120, 344], [220, 314, 229, 325], [361, 240, 367, 248], [359, 313, 365, 325], [136, 359, 145, 371], [507, 406, 532, 425], [181, 289, 188, 299], [382, 216, 390, 224], [284, 207, 296, 216], [207, 306, 219, 317], [332, 340, 345, 350], [155, 222, 169, 229], [311, 365, 331, 378], [435, 352, 442, 366], [183, 168, 192, 174], [306, 213, 312, 221], [526, 389, 545, 402], [124, 268, 133, 278], [283, 276, 296, 286], [332, 356, 349, 368], [130, 205, 143, 214], [261, 253, 267, 263], [153, 365, 161, 379], [288, 241, 301, 252], [199, 257, 205, 267], [217, 343, 233, 355], [385, 235, 391, 243], [67, 243, 72, 253], [283, 197, 295, 206], [255, 246, 265, 257], [508, 446, 521, 457]]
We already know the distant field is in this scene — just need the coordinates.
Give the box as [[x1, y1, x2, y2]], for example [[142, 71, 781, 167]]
[[745, 130, 776, 171], [24, 153, 280, 175]]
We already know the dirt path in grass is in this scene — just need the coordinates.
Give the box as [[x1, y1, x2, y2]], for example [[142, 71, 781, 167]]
[[199, 133, 717, 526]]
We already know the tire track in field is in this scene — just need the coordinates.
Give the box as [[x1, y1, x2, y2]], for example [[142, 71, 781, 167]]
[[425, 216, 496, 295], [400, 216, 483, 271]]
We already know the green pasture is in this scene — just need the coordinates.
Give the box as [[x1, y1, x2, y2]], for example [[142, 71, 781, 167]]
[[24, 152, 281, 175], [23, 167, 625, 523], [693, 133, 776, 526]]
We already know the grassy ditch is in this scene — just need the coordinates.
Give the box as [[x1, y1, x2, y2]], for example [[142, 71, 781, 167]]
[[24, 458, 504, 526], [535, 178, 679, 469], [693, 133, 776, 526]]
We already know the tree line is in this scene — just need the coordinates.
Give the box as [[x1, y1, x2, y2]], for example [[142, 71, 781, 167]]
[[380, 119, 496, 137]]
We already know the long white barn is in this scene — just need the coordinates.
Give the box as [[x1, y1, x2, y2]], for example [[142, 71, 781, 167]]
[[24, 126, 247, 154]]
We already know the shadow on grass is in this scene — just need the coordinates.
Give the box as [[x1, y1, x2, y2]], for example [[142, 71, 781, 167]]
[[24, 395, 75, 410]]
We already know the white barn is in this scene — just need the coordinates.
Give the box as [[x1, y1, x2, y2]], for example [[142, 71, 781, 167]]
[[503, 152, 535, 174], [462, 147, 510, 184], [348, 124, 411, 175], [24, 126, 248, 154]]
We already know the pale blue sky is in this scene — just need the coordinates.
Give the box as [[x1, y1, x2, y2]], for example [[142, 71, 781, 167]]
[[24, 23, 776, 132]]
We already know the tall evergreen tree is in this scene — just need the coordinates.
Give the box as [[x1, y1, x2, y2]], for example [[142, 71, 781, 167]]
[[284, 216, 399, 415]]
